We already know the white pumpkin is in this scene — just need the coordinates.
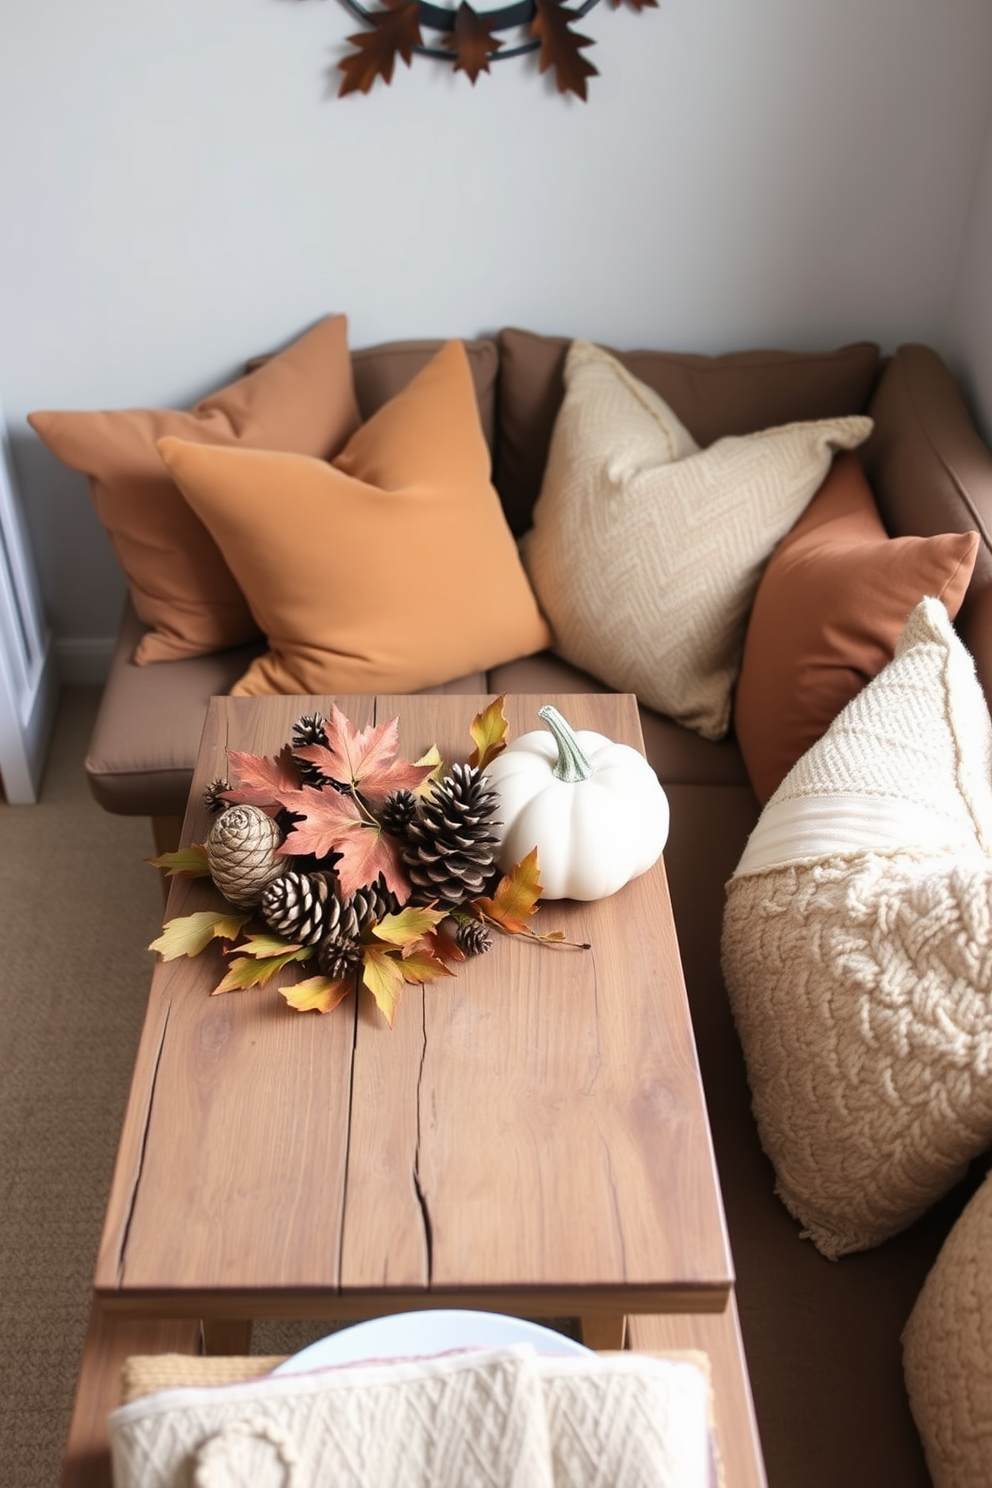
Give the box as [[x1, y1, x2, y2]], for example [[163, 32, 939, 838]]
[[485, 705, 669, 901]]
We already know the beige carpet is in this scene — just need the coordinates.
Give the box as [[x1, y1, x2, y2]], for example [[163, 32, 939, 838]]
[[0, 689, 334, 1487]]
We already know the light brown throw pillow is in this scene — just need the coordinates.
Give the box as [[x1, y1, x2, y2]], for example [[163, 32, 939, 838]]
[[523, 340, 873, 740], [903, 1165, 992, 1488], [28, 315, 359, 663], [157, 340, 551, 697], [735, 452, 979, 803]]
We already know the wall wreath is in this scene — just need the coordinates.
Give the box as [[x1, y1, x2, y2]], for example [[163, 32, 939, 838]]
[[314, 0, 657, 99]]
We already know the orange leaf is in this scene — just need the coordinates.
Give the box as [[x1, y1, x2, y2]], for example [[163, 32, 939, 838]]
[[469, 694, 509, 772], [399, 946, 456, 983], [277, 784, 411, 900], [445, 2, 504, 82], [296, 705, 435, 805], [370, 905, 447, 948], [337, 2, 423, 98], [531, 0, 598, 99], [281, 974, 354, 1014], [430, 924, 467, 964], [471, 847, 543, 935]]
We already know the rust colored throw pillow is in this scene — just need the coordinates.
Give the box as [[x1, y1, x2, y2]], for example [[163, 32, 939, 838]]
[[157, 340, 552, 698], [28, 315, 360, 664], [734, 452, 979, 804]]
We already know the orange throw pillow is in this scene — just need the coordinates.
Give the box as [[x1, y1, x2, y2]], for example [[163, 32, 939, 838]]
[[157, 340, 552, 697], [28, 315, 359, 663], [734, 452, 979, 804]]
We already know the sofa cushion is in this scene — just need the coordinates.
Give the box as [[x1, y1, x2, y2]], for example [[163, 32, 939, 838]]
[[523, 339, 872, 741], [351, 337, 499, 451], [903, 1164, 992, 1488], [495, 327, 883, 535], [722, 597, 992, 1258], [157, 340, 551, 699], [734, 450, 979, 803], [863, 343, 992, 715], [28, 316, 360, 664]]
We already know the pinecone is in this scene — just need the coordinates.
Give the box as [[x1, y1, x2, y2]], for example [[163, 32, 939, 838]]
[[380, 789, 417, 837], [292, 711, 330, 787], [260, 871, 331, 946], [403, 763, 500, 906], [316, 930, 363, 981], [349, 878, 401, 932], [203, 778, 232, 814], [205, 805, 285, 907], [455, 917, 492, 957]]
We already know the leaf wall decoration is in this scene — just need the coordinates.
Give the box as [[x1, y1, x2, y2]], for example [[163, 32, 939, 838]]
[[445, 3, 504, 83], [338, 0, 424, 95], [531, 0, 599, 99]]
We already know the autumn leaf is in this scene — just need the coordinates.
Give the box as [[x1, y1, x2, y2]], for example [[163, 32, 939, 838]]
[[213, 943, 312, 996], [471, 847, 543, 934], [281, 974, 354, 1015], [150, 910, 251, 960], [296, 705, 435, 806], [445, 2, 503, 82], [469, 694, 509, 772], [223, 745, 302, 813], [369, 905, 447, 948], [146, 844, 211, 878], [430, 923, 468, 965], [361, 945, 408, 1026], [531, 0, 598, 99], [397, 946, 455, 984], [338, 1, 423, 97], [278, 784, 411, 899], [413, 744, 444, 796], [230, 932, 314, 960]]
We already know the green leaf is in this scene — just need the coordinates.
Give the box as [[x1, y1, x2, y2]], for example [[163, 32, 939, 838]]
[[281, 974, 354, 1014], [234, 933, 314, 961], [213, 946, 311, 995], [146, 844, 211, 878], [149, 910, 251, 960]]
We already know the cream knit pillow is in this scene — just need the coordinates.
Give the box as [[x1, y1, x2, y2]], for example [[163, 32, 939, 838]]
[[523, 340, 872, 740], [722, 598, 992, 1258], [903, 1165, 992, 1488]]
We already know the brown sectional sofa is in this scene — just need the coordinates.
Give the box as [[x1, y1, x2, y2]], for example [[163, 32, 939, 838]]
[[81, 327, 992, 1488]]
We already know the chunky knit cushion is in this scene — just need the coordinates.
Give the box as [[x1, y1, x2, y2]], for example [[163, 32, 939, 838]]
[[523, 339, 872, 740], [903, 1165, 992, 1488], [722, 597, 992, 1258]]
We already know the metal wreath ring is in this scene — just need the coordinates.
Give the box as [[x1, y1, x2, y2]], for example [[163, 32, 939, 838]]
[[340, 0, 601, 61]]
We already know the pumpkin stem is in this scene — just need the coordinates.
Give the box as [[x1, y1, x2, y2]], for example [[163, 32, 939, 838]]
[[538, 705, 593, 783]]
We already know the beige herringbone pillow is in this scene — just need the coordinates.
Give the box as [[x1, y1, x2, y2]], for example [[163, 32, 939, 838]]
[[903, 1165, 992, 1488], [722, 598, 992, 1258], [523, 340, 872, 740]]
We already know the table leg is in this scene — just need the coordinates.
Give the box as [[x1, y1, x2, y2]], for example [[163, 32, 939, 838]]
[[62, 1301, 200, 1488], [202, 1318, 253, 1356], [579, 1313, 627, 1350]]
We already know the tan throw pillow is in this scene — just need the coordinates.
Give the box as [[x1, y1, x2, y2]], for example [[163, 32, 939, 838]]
[[523, 340, 872, 740], [735, 451, 979, 803], [903, 1165, 992, 1488], [722, 598, 992, 1258], [157, 340, 551, 697], [28, 315, 360, 664]]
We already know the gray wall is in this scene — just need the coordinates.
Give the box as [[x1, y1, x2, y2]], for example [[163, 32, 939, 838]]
[[2, 0, 992, 676]]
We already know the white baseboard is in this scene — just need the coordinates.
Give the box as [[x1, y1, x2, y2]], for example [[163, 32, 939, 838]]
[[55, 636, 116, 686]]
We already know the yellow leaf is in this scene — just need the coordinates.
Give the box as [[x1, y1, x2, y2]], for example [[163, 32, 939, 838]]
[[399, 947, 455, 984], [149, 910, 251, 960], [212, 947, 309, 995], [146, 844, 211, 878], [235, 933, 313, 961], [281, 974, 354, 1014], [472, 847, 542, 935], [469, 694, 509, 771], [371, 905, 446, 947], [413, 744, 445, 796], [361, 945, 406, 1026]]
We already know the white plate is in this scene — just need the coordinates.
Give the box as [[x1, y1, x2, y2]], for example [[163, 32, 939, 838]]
[[273, 1310, 591, 1374]]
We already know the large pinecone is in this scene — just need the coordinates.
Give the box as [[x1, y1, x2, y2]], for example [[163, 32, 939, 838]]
[[260, 871, 331, 945], [403, 763, 500, 906], [205, 805, 284, 907], [314, 879, 399, 980]]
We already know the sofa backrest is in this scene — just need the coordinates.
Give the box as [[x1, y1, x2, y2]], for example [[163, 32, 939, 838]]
[[864, 344, 992, 714], [493, 328, 884, 536]]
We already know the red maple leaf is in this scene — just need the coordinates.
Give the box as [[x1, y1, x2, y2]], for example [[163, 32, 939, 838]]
[[223, 745, 302, 814], [277, 785, 411, 900], [296, 704, 435, 806]]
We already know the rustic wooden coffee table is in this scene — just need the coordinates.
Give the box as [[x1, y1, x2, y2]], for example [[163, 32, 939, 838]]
[[63, 691, 765, 1487]]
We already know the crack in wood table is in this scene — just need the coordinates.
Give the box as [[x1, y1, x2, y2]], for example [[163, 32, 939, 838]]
[[62, 691, 765, 1488]]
